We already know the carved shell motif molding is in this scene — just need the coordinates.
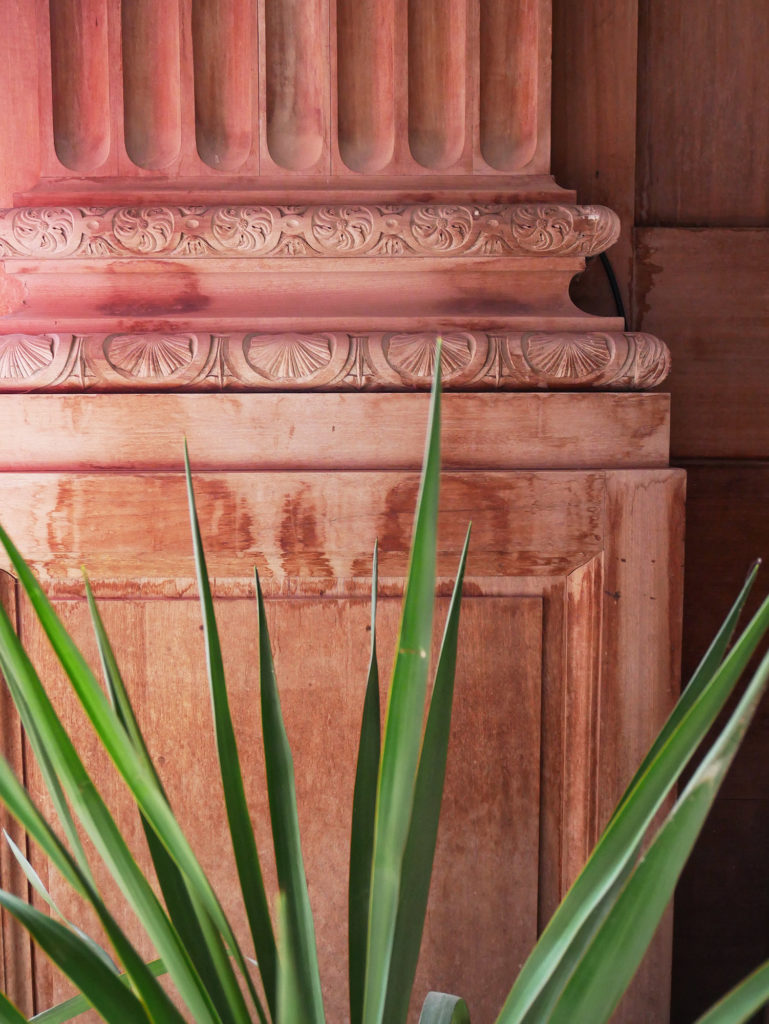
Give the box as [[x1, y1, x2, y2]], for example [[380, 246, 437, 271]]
[[0, 331, 670, 392], [0, 204, 620, 259]]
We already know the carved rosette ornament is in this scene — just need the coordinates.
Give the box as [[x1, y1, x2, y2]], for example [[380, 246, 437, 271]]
[[0, 331, 670, 392], [0, 204, 620, 259]]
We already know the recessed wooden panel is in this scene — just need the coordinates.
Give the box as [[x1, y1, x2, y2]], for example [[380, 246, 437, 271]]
[[21, 593, 542, 1022], [633, 227, 769, 459], [636, 0, 769, 226]]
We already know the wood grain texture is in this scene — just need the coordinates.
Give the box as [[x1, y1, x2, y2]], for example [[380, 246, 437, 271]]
[[22, 594, 543, 1023], [191, 0, 255, 173], [560, 554, 603, 891], [633, 227, 769, 459], [551, 0, 638, 314], [0, 453, 684, 1022], [121, 0, 182, 171], [0, 470, 606, 587], [670, 465, 769, 1024], [598, 469, 685, 1024], [335, 0, 396, 172], [0, 392, 671, 471], [48, 0, 111, 173], [0, 1, 39, 205], [0, 571, 34, 1016], [637, 0, 769, 227], [673, 462, 769, 1020]]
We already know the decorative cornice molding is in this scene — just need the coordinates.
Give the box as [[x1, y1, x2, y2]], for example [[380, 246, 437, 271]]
[[0, 331, 670, 392], [0, 204, 620, 260]]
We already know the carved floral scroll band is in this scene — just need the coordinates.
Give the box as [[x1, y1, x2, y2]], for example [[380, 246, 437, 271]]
[[0, 331, 670, 392], [0, 204, 620, 259]]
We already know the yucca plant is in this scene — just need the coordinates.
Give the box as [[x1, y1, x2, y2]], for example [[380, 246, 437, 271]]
[[0, 366, 769, 1024]]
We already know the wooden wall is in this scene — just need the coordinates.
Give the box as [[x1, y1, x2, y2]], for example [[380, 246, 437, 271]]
[[552, 1, 769, 1020]]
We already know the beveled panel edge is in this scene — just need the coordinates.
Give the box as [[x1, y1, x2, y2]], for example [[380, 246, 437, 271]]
[[0, 203, 619, 260], [0, 330, 670, 392]]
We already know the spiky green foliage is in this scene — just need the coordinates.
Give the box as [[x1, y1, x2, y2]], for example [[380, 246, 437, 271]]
[[0, 365, 768, 1024]]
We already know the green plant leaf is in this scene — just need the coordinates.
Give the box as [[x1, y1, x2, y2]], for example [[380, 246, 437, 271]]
[[0, 517, 271, 1024], [0, 890, 151, 1024], [610, 559, 760, 821], [0, 591, 224, 1024], [693, 960, 769, 1024], [349, 543, 381, 1024], [0, 645, 93, 887], [83, 574, 246, 1024], [3, 828, 118, 975], [275, 892, 313, 1024], [516, 846, 640, 1024], [495, 588, 769, 1023], [362, 354, 443, 1024], [255, 568, 325, 1024], [185, 444, 277, 1019], [31, 960, 168, 1024], [418, 993, 471, 1024], [0, 754, 187, 1024], [0, 990, 28, 1024], [548, 645, 769, 1024], [382, 525, 470, 1024]]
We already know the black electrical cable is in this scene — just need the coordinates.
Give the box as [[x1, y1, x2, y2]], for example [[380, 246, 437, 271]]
[[598, 251, 628, 331]]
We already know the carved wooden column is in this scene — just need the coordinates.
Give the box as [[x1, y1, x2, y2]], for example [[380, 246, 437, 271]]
[[0, 2, 679, 1022]]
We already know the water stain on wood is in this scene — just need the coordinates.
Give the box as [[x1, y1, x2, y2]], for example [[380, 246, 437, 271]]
[[278, 484, 333, 578]]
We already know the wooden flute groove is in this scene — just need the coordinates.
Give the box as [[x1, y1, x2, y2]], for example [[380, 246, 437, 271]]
[[122, 0, 182, 170], [191, 0, 254, 171], [408, 0, 467, 170], [480, 0, 539, 170], [265, 0, 326, 171], [49, 0, 111, 172], [336, 0, 396, 173]]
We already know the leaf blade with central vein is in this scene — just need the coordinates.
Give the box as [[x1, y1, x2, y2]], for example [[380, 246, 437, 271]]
[[362, 364, 442, 1024], [382, 526, 470, 1024], [0, 509, 269, 1024], [0, 891, 151, 1024], [495, 589, 769, 1023], [548, 645, 769, 1024], [349, 544, 381, 1024], [0, 753, 185, 1024], [255, 569, 325, 1024], [185, 446, 277, 1019], [84, 574, 243, 1024], [0, 582, 224, 1024]]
